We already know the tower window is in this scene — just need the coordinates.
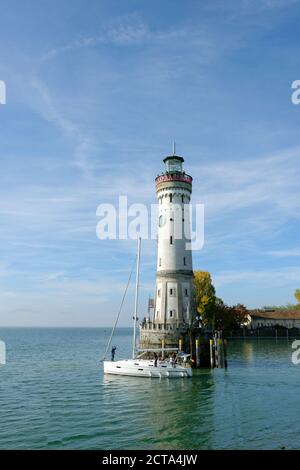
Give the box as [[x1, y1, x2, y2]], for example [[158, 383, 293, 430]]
[[170, 218, 173, 221], [169, 310, 173, 318], [156, 310, 159, 317], [184, 289, 188, 297], [157, 289, 161, 297], [170, 236, 173, 245], [169, 194, 172, 203], [183, 257, 186, 266], [182, 195, 184, 203]]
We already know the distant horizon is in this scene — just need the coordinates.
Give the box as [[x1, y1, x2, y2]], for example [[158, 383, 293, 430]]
[[0, 325, 132, 328]]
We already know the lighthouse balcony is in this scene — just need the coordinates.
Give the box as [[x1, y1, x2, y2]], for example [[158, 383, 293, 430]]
[[155, 173, 192, 185], [140, 320, 187, 332], [139, 320, 190, 347]]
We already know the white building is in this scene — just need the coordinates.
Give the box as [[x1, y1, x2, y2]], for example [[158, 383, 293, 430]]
[[249, 310, 300, 329], [140, 153, 195, 346]]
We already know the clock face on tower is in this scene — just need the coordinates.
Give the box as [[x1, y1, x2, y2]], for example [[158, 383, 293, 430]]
[[158, 215, 166, 227]]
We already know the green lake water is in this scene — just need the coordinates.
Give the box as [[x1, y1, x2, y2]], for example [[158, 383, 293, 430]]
[[0, 328, 299, 449]]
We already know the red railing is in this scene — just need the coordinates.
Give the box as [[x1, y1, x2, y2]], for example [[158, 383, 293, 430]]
[[155, 173, 193, 185]]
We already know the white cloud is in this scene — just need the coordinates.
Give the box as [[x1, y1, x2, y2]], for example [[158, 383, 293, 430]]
[[45, 14, 151, 58], [0, 264, 14, 278], [43, 271, 66, 281], [192, 146, 300, 226], [214, 266, 300, 288], [267, 249, 300, 257], [30, 77, 97, 178]]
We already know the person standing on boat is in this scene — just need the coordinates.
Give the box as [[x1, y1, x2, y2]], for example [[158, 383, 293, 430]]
[[172, 352, 177, 367], [111, 346, 117, 361], [169, 355, 174, 368], [154, 353, 158, 367]]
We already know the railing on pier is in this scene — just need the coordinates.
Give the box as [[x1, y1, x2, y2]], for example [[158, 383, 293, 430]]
[[225, 327, 300, 340], [140, 321, 182, 332]]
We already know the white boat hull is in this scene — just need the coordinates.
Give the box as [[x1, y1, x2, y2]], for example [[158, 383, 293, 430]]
[[103, 359, 192, 378]]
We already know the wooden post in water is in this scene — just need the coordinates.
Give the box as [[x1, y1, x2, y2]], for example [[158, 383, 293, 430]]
[[219, 339, 224, 368], [214, 334, 219, 368], [179, 338, 182, 352], [223, 339, 228, 369], [195, 338, 200, 367], [190, 332, 193, 363], [161, 338, 165, 360], [209, 339, 214, 368]]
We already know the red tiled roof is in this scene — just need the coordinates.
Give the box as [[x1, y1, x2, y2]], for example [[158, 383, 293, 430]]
[[250, 309, 300, 320]]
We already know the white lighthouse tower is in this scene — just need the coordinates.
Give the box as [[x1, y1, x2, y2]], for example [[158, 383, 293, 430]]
[[140, 150, 195, 346]]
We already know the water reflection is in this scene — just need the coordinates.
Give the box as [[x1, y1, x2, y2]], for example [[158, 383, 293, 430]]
[[242, 342, 254, 363], [2, 329, 298, 450], [102, 371, 215, 449]]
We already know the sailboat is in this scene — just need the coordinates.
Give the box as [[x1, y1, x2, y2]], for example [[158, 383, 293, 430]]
[[102, 238, 192, 378]]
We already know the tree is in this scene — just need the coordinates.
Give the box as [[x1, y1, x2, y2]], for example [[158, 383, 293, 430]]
[[213, 301, 248, 330], [194, 270, 249, 330], [194, 271, 217, 328], [295, 289, 300, 304], [229, 304, 249, 329]]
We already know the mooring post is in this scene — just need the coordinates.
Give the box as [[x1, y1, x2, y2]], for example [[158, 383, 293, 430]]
[[179, 338, 182, 352], [219, 339, 224, 368], [219, 331, 225, 368], [218, 336, 222, 368], [223, 339, 228, 369], [162, 338, 165, 360], [209, 339, 214, 368], [215, 334, 219, 368], [195, 338, 200, 367]]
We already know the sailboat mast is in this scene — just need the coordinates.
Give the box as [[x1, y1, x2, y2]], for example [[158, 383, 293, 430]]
[[133, 237, 141, 359]]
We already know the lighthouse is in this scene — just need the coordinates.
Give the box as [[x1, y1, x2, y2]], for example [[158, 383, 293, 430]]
[[140, 151, 195, 347]]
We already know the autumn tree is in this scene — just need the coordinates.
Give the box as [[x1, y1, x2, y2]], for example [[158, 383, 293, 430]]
[[194, 271, 217, 328], [295, 289, 300, 304], [194, 271, 249, 330]]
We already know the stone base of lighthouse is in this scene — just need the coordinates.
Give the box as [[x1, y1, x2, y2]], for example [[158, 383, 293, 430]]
[[139, 269, 196, 347], [139, 322, 190, 347]]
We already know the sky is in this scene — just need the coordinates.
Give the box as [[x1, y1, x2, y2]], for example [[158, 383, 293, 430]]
[[0, 0, 300, 326]]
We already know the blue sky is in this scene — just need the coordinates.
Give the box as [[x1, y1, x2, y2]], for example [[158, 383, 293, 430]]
[[1, 0, 300, 326]]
